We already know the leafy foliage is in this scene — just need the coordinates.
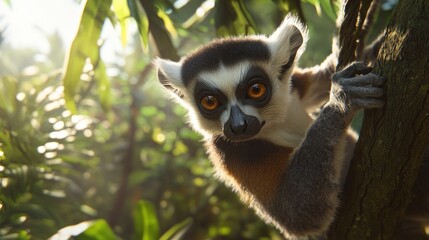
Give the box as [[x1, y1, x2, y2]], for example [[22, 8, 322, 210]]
[[133, 200, 160, 240], [215, 0, 257, 36], [62, 0, 112, 112], [0, 0, 392, 239]]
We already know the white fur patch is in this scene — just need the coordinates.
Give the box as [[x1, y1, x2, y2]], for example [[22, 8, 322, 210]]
[[267, 15, 308, 82], [257, 92, 313, 148], [197, 62, 251, 101], [268, 15, 308, 57]]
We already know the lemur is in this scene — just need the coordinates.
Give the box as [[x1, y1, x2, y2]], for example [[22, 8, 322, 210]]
[[154, 16, 428, 239]]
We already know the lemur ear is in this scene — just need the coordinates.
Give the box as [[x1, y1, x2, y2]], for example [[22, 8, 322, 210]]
[[153, 58, 185, 98], [267, 15, 307, 79]]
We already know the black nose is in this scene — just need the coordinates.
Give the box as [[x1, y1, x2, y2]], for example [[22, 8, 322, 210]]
[[229, 106, 247, 134], [223, 105, 262, 141], [230, 119, 248, 134]]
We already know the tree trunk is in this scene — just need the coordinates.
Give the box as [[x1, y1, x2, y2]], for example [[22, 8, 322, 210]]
[[328, 0, 429, 239]]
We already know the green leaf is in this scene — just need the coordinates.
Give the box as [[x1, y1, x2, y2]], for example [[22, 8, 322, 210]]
[[272, 0, 305, 23], [128, 0, 149, 51], [133, 200, 160, 240], [62, 0, 112, 113], [49, 220, 117, 240], [15, 203, 52, 219], [0, 76, 17, 114], [76, 219, 117, 240], [320, 0, 337, 21], [159, 218, 193, 240], [303, 0, 321, 16], [215, 0, 257, 37], [112, 0, 130, 47], [94, 59, 111, 111]]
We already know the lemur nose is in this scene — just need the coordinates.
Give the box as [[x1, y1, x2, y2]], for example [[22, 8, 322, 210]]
[[230, 119, 248, 134], [229, 106, 248, 135], [223, 105, 261, 140]]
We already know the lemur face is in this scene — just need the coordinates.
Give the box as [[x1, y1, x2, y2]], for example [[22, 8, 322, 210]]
[[155, 16, 307, 141], [192, 58, 272, 141]]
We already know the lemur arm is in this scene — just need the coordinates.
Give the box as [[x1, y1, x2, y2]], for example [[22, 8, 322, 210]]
[[291, 35, 385, 112], [269, 62, 385, 237]]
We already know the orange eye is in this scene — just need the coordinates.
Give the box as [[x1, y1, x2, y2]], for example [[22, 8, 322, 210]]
[[247, 83, 267, 99], [201, 95, 219, 111]]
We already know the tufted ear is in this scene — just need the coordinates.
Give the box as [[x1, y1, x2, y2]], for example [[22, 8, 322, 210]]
[[153, 58, 185, 98], [267, 15, 308, 79]]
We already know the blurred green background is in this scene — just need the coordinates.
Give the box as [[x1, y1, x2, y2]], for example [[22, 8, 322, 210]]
[[0, 0, 394, 239]]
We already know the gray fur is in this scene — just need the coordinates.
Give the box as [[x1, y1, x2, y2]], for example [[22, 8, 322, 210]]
[[266, 62, 385, 238]]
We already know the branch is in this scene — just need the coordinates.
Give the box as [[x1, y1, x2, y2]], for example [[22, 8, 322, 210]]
[[139, 0, 180, 61], [336, 0, 373, 70], [356, 0, 382, 59], [108, 65, 153, 227]]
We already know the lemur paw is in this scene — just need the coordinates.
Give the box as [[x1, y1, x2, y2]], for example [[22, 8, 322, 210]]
[[330, 62, 385, 112]]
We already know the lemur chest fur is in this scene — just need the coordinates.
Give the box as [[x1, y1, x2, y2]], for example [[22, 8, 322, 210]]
[[207, 136, 294, 205]]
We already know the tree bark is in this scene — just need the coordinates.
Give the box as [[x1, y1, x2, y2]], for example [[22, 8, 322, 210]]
[[329, 0, 429, 239]]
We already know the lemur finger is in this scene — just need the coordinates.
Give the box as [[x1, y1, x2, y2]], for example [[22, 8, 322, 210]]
[[347, 86, 384, 98], [341, 73, 385, 87], [351, 98, 385, 109], [332, 62, 372, 81]]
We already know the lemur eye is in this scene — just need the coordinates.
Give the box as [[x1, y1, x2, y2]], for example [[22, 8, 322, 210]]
[[247, 83, 267, 99], [201, 95, 219, 111]]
